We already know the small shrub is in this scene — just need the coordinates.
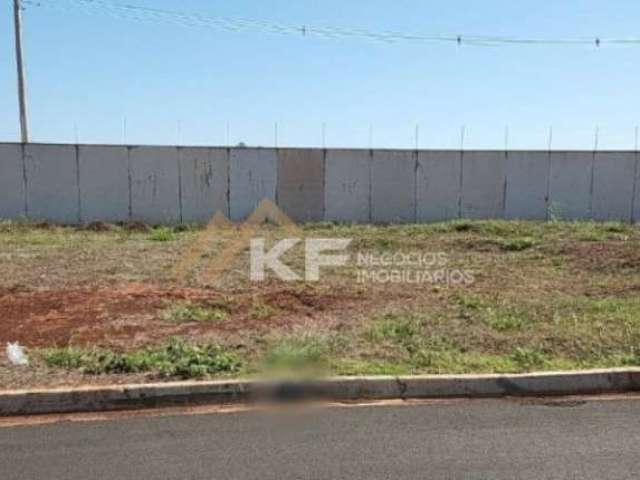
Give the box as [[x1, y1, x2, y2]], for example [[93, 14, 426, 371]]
[[604, 222, 628, 234], [149, 227, 176, 242], [451, 221, 478, 233]]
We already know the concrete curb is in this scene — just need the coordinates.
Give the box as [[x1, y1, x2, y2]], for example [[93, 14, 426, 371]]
[[2, 368, 640, 416]]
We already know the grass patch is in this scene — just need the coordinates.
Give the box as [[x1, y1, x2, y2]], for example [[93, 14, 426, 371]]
[[483, 307, 531, 332], [162, 302, 228, 323], [511, 347, 547, 370], [149, 227, 176, 242], [456, 294, 531, 332], [368, 313, 422, 344], [495, 237, 537, 252], [41, 338, 241, 379]]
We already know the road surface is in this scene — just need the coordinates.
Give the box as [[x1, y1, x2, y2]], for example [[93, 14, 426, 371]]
[[1, 397, 639, 479]]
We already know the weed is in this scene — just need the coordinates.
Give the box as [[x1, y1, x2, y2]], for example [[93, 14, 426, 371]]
[[456, 294, 484, 310], [162, 302, 227, 323], [604, 222, 629, 234], [483, 307, 530, 332], [41, 338, 241, 379], [451, 221, 477, 233], [40, 346, 86, 370], [149, 227, 176, 242], [496, 237, 537, 252], [368, 314, 421, 343], [511, 347, 547, 370]]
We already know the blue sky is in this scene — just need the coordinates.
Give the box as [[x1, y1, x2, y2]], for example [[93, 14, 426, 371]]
[[1, 0, 639, 149]]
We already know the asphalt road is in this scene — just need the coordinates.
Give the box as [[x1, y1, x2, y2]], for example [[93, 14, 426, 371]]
[[1, 397, 639, 480]]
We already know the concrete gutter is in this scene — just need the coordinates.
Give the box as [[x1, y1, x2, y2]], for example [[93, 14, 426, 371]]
[[2, 368, 640, 416]]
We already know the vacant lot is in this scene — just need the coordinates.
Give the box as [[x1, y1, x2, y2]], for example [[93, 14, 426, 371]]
[[1, 219, 640, 388]]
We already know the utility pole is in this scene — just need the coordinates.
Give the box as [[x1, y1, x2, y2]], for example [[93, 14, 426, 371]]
[[13, 0, 30, 143]]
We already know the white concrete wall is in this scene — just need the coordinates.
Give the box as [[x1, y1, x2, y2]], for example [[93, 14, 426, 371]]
[[24, 144, 79, 223], [78, 145, 130, 223], [325, 149, 371, 223], [633, 153, 640, 224], [229, 148, 277, 221], [129, 146, 180, 224], [504, 151, 549, 220], [416, 150, 461, 222], [548, 152, 593, 221], [461, 151, 506, 219], [0, 143, 25, 219], [180, 147, 229, 223], [371, 150, 416, 223], [2, 143, 639, 225], [592, 152, 636, 222]]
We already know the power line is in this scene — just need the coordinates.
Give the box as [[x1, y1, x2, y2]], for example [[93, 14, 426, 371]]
[[22, 0, 640, 48]]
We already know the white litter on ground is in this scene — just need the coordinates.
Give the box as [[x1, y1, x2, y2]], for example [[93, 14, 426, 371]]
[[6, 342, 29, 366]]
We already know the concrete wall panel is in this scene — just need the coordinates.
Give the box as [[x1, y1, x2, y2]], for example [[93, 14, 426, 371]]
[[371, 150, 416, 223], [78, 145, 129, 223], [634, 154, 640, 224], [548, 152, 593, 221], [592, 152, 636, 222], [229, 148, 277, 221], [130, 146, 180, 224], [325, 149, 371, 223], [416, 151, 461, 222], [180, 148, 229, 223], [24, 144, 79, 224], [277, 149, 324, 222], [461, 151, 506, 219], [504, 151, 549, 220], [0, 143, 25, 219]]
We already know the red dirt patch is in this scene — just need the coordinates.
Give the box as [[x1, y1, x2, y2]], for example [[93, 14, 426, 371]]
[[0, 284, 215, 348], [0, 282, 362, 350]]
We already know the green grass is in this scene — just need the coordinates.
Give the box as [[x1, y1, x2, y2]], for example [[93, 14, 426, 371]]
[[41, 338, 241, 379], [456, 294, 531, 332], [510, 347, 547, 370], [482, 307, 531, 332], [495, 237, 538, 252], [162, 302, 228, 323], [149, 227, 177, 242]]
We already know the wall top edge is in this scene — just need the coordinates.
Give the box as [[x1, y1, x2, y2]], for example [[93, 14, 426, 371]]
[[0, 142, 638, 155]]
